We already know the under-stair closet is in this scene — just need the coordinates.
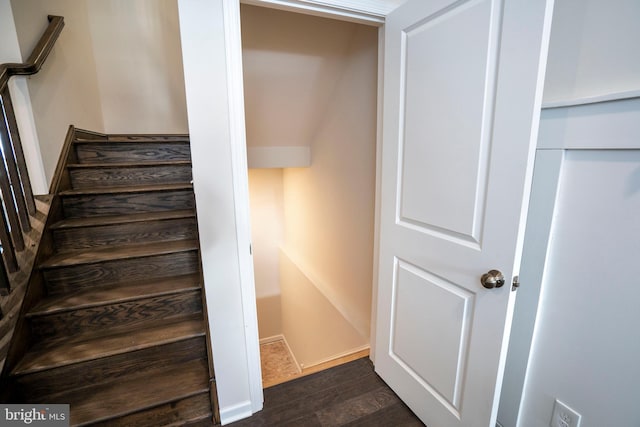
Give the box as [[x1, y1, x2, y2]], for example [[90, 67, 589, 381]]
[[240, 5, 379, 387]]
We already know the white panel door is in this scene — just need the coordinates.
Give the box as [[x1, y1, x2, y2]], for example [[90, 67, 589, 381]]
[[374, 0, 554, 426]]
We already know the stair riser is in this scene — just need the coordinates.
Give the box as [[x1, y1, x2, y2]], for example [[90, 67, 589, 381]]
[[30, 291, 203, 341], [43, 251, 200, 295], [69, 165, 193, 189], [62, 190, 195, 218], [15, 337, 207, 402], [91, 392, 212, 427], [53, 218, 198, 252], [75, 142, 191, 164]]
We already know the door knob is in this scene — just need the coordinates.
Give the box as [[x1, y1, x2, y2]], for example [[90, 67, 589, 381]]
[[481, 270, 505, 289]]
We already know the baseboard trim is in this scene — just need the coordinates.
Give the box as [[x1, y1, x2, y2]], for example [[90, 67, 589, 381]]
[[259, 334, 285, 345], [219, 400, 254, 425], [301, 346, 370, 376]]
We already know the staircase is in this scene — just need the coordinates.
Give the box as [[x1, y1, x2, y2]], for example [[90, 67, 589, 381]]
[[3, 129, 217, 426]]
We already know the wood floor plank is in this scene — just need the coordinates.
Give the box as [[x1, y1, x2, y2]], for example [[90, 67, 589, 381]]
[[229, 358, 424, 427], [248, 371, 386, 425], [314, 386, 401, 425], [263, 358, 376, 408], [343, 401, 426, 427]]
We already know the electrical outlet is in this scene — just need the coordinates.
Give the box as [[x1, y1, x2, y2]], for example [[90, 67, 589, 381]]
[[550, 399, 581, 427]]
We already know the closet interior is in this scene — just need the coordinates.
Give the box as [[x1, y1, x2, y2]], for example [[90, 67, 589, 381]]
[[241, 4, 379, 387]]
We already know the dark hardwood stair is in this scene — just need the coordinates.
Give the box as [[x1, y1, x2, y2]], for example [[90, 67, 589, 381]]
[[74, 137, 191, 164], [13, 320, 207, 403], [27, 277, 202, 340], [2, 129, 217, 425], [67, 161, 193, 189], [50, 359, 210, 426], [50, 210, 197, 252], [60, 183, 195, 218]]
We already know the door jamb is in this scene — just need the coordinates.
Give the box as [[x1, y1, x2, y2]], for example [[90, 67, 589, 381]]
[[226, 0, 388, 416], [240, 0, 389, 25]]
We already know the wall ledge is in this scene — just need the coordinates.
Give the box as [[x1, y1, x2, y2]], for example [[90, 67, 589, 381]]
[[542, 89, 640, 109], [538, 96, 640, 150], [279, 247, 368, 339], [248, 146, 311, 168]]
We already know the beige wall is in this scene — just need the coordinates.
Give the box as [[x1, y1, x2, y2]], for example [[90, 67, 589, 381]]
[[243, 5, 378, 363], [86, 0, 188, 134], [241, 5, 367, 149], [10, 0, 105, 186], [9, 0, 188, 188], [280, 251, 367, 368], [281, 23, 377, 341], [0, 0, 48, 194], [248, 169, 284, 339]]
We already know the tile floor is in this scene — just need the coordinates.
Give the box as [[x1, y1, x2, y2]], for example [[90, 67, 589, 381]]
[[259, 339, 301, 388]]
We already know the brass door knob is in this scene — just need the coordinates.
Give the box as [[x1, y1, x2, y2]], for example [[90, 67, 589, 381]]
[[481, 270, 505, 289]]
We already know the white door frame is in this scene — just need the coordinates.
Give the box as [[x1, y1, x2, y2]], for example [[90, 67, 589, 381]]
[[223, 2, 388, 423]]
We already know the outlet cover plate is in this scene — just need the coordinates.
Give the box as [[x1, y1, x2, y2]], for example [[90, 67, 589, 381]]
[[551, 399, 582, 427]]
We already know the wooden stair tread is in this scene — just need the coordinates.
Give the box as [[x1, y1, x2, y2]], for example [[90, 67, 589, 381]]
[[59, 359, 208, 426], [28, 274, 201, 316], [13, 319, 205, 376], [164, 414, 213, 427], [76, 136, 189, 143], [40, 239, 198, 268], [59, 182, 192, 196], [67, 160, 192, 169], [51, 210, 195, 230]]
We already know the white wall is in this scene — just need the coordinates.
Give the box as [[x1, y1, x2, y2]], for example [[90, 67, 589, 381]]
[[516, 146, 640, 427], [177, 0, 262, 424], [498, 2, 640, 424], [10, 0, 105, 186], [0, 0, 47, 194], [87, 0, 189, 134], [542, 0, 640, 103]]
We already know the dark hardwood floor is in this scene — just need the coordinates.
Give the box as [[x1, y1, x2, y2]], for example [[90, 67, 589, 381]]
[[230, 357, 424, 426]]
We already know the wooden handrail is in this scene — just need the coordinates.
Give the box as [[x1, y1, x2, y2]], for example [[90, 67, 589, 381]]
[[0, 15, 64, 291], [0, 15, 65, 92]]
